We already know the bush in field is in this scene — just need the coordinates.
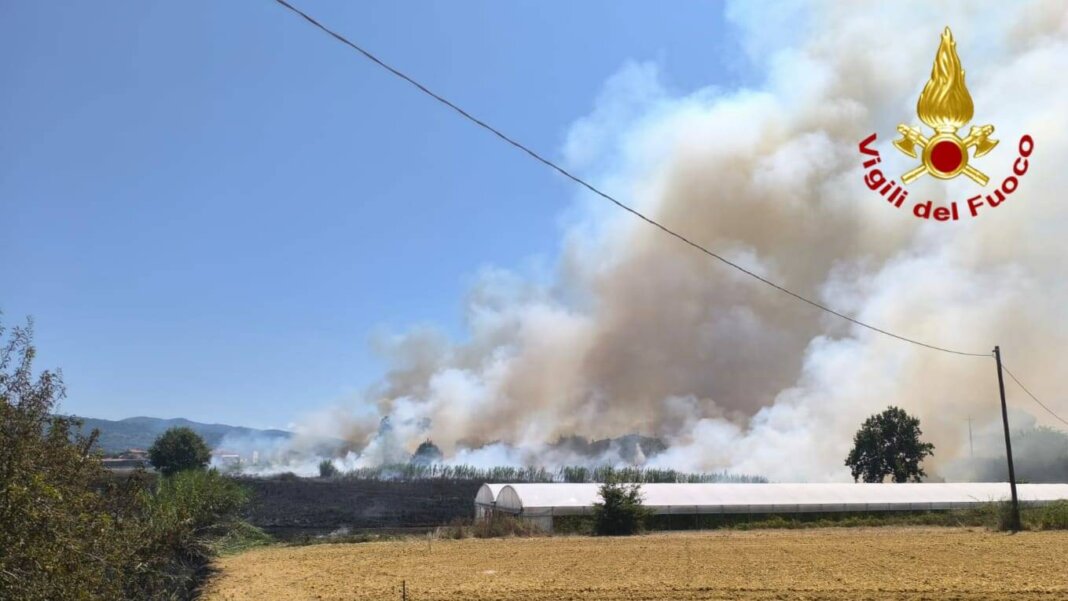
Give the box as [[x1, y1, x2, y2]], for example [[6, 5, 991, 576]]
[[441, 515, 542, 539], [411, 439, 444, 465], [129, 469, 251, 596], [0, 317, 258, 600], [149, 426, 211, 476], [593, 480, 650, 536], [0, 318, 133, 600], [473, 514, 542, 537], [148, 469, 248, 534], [319, 459, 339, 478]]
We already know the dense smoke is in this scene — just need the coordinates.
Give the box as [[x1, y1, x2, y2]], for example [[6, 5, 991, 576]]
[[267, 1, 1068, 481], [943, 413, 1068, 483]]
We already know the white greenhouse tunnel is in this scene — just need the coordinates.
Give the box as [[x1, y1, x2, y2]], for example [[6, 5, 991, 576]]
[[474, 483, 509, 520], [474, 483, 1068, 533]]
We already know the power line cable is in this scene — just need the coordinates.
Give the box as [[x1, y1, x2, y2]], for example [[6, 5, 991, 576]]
[[1001, 363, 1068, 427], [271, 0, 991, 358]]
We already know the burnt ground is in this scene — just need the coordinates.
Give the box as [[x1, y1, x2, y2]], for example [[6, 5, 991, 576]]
[[238, 478, 482, 539]]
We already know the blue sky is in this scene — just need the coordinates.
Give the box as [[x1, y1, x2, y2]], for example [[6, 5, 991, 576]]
[[1, 1, 746, 429]]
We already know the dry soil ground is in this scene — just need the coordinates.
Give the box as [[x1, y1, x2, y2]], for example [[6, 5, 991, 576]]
[[202, 527, 1068, 601]]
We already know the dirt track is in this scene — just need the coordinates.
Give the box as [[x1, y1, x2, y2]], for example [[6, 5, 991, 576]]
[[202, 527, 1068, 600]]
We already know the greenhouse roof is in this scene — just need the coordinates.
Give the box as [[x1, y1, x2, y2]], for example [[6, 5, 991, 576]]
[[492, 482, 1068, 516], [475, 483, 509, 506]]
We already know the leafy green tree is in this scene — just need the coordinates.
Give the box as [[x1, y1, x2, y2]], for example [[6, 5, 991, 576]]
[[592, 480, 650, 535], [148, 427, 211, 476], [845, 406, 935, 483]]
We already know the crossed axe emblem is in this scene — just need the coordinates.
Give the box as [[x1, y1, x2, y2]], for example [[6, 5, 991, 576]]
[[893, 124, 998, 186]]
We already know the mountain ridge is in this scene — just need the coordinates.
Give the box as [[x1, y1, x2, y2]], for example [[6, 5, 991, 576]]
[[71, 415, 292, 454]]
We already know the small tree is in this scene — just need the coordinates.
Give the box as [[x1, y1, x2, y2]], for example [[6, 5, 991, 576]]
[[411, 439, 444, 466], [845, 406, 935, 483], [148, 427, 211, 476], [318, 459, 339, 478], [592, 480, 650, 535]]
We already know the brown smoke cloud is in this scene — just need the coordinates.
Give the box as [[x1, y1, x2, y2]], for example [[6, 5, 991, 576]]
[[298, 1, 1068, 481]]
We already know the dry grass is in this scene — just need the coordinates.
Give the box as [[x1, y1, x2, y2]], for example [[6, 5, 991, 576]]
[[202, 527, 1068, 600]]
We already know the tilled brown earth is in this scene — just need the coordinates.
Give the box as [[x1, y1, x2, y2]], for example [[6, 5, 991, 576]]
[[202, 527, 1068, 600]]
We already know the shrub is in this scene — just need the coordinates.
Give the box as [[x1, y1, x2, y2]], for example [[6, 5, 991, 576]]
[[995, 501, 1020, 532], [592, 481, 650, 536], [474, 514, 542, 537], [318, 459, 339, 478], [148, 426, 211, 476], [127, 469, 251, 598], [0, 319, 134, 601], [0, 318, 260, 600], [411, 440, 444, 465], [439, 515, 542, 539], [148, 469, 248, 531], [1034, 501, 1068, 530]]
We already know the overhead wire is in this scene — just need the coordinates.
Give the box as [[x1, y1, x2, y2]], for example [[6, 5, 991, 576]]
[[1001, 363, 1068, 428]]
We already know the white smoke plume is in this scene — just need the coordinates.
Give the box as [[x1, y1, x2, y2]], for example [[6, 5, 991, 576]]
[[285, 1, 1068, 481]]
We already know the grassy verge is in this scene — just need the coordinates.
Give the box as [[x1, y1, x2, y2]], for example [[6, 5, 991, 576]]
[[286, 529, 406, 546], [280, 515, 543, 547], [436, 515, 544, 539], [210, 501, 1068, 550], [1025, 500, 1068, 530]]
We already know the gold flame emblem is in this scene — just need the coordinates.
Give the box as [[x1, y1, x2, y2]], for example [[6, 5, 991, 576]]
[[893, 27, 998, 185]]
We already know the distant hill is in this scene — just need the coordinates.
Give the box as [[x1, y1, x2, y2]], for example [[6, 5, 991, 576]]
[[72, 415, 292, 455]]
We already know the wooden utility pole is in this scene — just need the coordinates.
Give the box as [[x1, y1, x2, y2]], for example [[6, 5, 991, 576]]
[[993, 346, 1021, 531], [967, 416, 973, 458]]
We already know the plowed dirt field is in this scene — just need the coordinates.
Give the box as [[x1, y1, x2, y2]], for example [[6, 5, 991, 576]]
[[202, 528, 1068, 600]]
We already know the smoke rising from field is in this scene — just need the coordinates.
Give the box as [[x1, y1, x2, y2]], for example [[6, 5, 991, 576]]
[[285, 1, 1068, 481], [943, 414, 1068, 483]]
